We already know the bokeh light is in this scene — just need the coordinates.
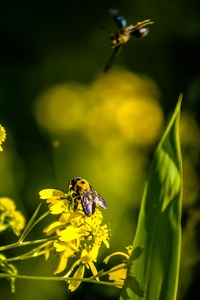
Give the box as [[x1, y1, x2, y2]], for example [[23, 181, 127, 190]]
[[35, 69, 164, 148]]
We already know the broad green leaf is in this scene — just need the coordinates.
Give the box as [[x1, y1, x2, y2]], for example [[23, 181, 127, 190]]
[[120, 96, 182, 300]]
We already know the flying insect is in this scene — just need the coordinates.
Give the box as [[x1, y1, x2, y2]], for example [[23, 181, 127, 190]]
[[69, 177, 107, 216], [103, 10, 153, 71]]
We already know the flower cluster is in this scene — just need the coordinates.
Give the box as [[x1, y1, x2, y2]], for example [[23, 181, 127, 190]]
[[40, 188, 110, 291], [0, 125, 6, 152], [0, 197, 26, 236]]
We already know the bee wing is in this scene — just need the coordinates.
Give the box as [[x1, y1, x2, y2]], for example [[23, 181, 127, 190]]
[[90, 186, 108, 209], [110, 10, 127, 29], [81, 191, 93, 216], [104, 45, 122, 72]]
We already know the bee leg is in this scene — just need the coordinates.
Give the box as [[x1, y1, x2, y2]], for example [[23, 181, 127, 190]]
[[104, 45, 122, 72]]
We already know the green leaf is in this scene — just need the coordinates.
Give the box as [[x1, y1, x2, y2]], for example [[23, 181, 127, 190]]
[[120, 95, 183, 300], [18, 203, 42, 242]]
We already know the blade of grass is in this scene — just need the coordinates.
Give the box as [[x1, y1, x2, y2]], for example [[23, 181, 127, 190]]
[[120, 95, 183, 300], [18, 203, 42, 243]]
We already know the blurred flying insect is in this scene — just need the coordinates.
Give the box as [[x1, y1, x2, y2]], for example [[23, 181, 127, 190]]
[[69, 177, 107, 216], [102, 10, 154, 71]]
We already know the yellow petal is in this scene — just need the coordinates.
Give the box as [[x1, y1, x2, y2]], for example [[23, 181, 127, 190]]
[[109, 263, 127, 280], [54, 241, 67, 252], [59, 226, 85, 242], [81, 245, 99, 263], [103, 251, 129, 264], [68, 211, 85, 223], [54, 253, 68, 274], [39, 189, 65, 199], [44, 241, 54, 260], [103, 239, 110, 249], [49, 201, 67, 214], [43, 221, 63, 235], [59, 212, 71, 223], [46, 198, 58, 203], [108, 263, 127, 288], [68, 265, 85, 292], [88, 261, 99, 281]]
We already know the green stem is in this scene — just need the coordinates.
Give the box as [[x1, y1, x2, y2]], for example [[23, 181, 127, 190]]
[[0, 238, 52, 252], [18, 208, 49, 243], [2, 247, 54, 263], [0, 273, 122, 287]]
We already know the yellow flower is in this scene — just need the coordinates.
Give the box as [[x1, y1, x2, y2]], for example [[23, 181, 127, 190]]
[[0, 197, 26, 236], [80, 245, 99, 264], [0, 125, 6, 152], [0, 197, 16, 213], [81, 210, 110, 248], [9, 210, 26, 236], [65, 246, 99, 292], [103, 246, 132, 288], [39, 189, 69, 214], [54, 242, 79, 274], [107, 263, 127, 288], [40, 185, 110, 291]]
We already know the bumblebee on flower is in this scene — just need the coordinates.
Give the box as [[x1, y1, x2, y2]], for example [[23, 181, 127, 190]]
[[39, 177, 110, 291]]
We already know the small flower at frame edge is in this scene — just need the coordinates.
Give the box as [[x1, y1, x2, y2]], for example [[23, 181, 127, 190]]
[[0, 197, 16, 213], [9, 210, 26, 236], [0, 125, 6, 152]]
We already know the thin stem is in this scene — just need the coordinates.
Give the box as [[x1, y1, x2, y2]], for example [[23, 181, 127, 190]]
[[0, 273, 122, 287], [0, 237, 52, 252], [30, 210, 50, 230], [2, 246, 54, 263], [18, 206, 49, 243]]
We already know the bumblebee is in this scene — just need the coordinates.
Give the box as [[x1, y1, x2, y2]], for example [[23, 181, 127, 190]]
[[103, 10, 153, 71], [68, 177, 107, 216]]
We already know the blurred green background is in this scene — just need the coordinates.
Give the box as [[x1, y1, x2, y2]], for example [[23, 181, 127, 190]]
[[0, 0, 200, 299]]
